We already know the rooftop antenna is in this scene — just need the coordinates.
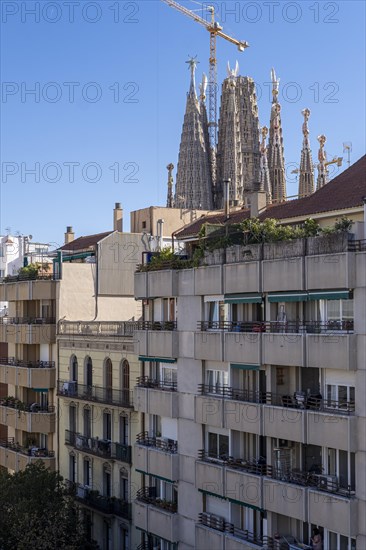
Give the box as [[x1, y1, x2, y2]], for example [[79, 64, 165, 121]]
[[343, 142, 352, 168]]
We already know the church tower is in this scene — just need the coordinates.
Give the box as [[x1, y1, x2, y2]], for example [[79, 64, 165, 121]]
[[174, 58, 213, 210], [267, 69, 287, 202], [298, 108, 315, 198], [215, 62, 261, 208], [259, 126, 272, 204]]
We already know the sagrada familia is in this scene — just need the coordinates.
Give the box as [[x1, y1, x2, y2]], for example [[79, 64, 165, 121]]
[[168, 58, 329, 211]]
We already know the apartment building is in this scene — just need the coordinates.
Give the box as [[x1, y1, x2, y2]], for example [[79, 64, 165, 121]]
[[132, 157, 366, 550]]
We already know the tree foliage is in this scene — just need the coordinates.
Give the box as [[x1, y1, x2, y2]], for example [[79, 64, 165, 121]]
[[0, 462, 99, 550]]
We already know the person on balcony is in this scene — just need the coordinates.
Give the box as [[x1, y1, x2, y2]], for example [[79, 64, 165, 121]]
[[311, 528, 322, 550]]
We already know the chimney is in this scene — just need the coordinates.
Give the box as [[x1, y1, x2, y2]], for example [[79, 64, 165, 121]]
[[64, 226, 75, 245], [113, 202, 123, 232], [248, 185, 267, 218]]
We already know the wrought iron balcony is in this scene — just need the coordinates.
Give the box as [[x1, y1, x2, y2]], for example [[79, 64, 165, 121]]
[[136, 486, 177, 513], [136, 431, 178, 454], [57, 380, 133, 408], [65, 430, 131, 463], [67, 481, 131, 520], [0, 356, 55, 368], [136, 376, 177, 391]]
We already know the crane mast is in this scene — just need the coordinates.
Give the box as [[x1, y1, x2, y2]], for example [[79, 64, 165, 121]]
[[161, 0, 249, 150]]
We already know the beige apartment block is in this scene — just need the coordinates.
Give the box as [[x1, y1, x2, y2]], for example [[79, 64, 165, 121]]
[[131, 158, 366, 550]]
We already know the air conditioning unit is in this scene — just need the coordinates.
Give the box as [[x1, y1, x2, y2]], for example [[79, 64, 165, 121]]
[[317, 474, 338, 492]]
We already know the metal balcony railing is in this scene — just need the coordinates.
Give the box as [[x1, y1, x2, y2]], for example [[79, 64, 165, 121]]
[[136, 431, 178, 454], [198, 385, 356, 414], [136, 376, 177, 391], [136, 487, 177, 513], [0, 357, 55, 368], [65, 430, 132, 463], [0, 437, 55, 458], [58, 320, 136, 337], [0, 317, 56, 325], [348, 239, 366, 251], [135, 321, 177, 331], [198, 513, 274, 548], [67, 481, 131, 520], [198, 320, 354, 333], [198, 451, 355, 497], [2, 273, 53, 282], [57, 380, 133, 408]]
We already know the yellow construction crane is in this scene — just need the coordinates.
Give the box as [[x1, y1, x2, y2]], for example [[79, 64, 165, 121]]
[[161, 0, 249, 149]]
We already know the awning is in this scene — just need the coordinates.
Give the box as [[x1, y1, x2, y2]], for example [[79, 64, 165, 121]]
[[231, 363, 260, 371], [33, 388, 49, 392], [199, 489, 264, 512], [225, 294, 262, 304], [268, 291, 308, 303], [136, 469, 175, 483], [138, 356, 177, 364], [308, 290, 352, 301]]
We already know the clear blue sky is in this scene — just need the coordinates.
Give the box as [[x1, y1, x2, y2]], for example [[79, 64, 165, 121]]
[[1, 0, 365, 247]]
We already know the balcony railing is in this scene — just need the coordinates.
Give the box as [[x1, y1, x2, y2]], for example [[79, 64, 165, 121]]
[[0, 356, 55, 368], [65, 430, 132, 463], [135, 321, 177, 331], [0, 398, 54, 413], [136, 431, 178, 454], [67, 481, 131, 520], [198, 385, 355, 414], [198, 320, 354, 333], [0, 317, 56, 325], [198, 451, 354, 497], [348, 238, 366, 251], [136, 376, 177, 392], [0, 437, 55, 458], [57, 380, 133, 408], [136, 487, 177, 513], [58, 320, 137, 337], [198, 513, 274, 549]]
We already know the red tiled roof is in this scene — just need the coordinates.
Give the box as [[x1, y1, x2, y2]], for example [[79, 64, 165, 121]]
[[59, 231, 113, 252], [176, 155, 366, 239]]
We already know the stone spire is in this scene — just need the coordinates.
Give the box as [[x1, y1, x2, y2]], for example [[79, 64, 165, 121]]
[[166, 163, 174, 208], [174, 58, 214, 210], [316, 134, 328, 189], [298, 108, 315, 198], [268, 68, 287, 203], [215, 62, 261, 208], [259, 126, 272, 204]]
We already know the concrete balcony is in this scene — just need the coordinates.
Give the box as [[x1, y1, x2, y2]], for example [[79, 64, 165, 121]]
[[262, 333, 305, 366], [224, 399, 261, 435], [306, 333, 356, 370], [196, 395, 224, 428], [223, 262, 261, 294], [0, 323, 56, 344], [134, 500, 179, 543], [225, 466, 263, 509], [134, 444, 179, 481], [196, 524, 225, 550], [195, 331, 223, 361], [224, 332, 261, 365], [134, 330, 148, 356], [0, 442, 55, 471], [262, 257, 304, 292], [134, 271, 148, 299], [263, 478, 307, 522], [0, 359, 55, 388], [307, 411, 357, 452], [263, 406, 305, 443], [308, 489, 357, 537], [147, 270, 177, 298], [0, 278, 56, 301], [195, 265, 223, 295], [0, 404, 55, 433], [305, 252, 355, 289], [148, 330, 179, 358], [195, 459, 225, 497], [134, 386, 178, 418]]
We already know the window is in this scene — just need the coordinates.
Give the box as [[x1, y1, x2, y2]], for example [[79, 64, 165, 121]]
[[120, 526, 129, 550], [120, 469, 129, 501], [83, 458, 92, 486], [84, 357, 93, 388], [103, 466, 111, 497], [83, 407, 91, 438], [120, 359, 130, 391], [208, 432, 229, 459], [104, 358, 113, 401], [206, 300, 228, 328], [119, 415, 128, 445], [103, 521, 111, 550], [319, 299, 354, 329], [326, 384, 355, 410], [162, 297, 176, 323], [161, 365, 177, 388], [69, 454, 76, 483], [326, 448, 355, 490], [69, 405, 76, 433], [103, 411, 112, 441], [205, 369, 228, 393], [70, 355, 78, 382]]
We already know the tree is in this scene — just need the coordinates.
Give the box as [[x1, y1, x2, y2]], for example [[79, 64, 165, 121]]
[[0, 462, 99, 550]]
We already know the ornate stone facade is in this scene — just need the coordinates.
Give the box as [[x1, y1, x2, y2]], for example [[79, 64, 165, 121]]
[[267, 69, 287, 203], [298, 109, 315, 198]]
